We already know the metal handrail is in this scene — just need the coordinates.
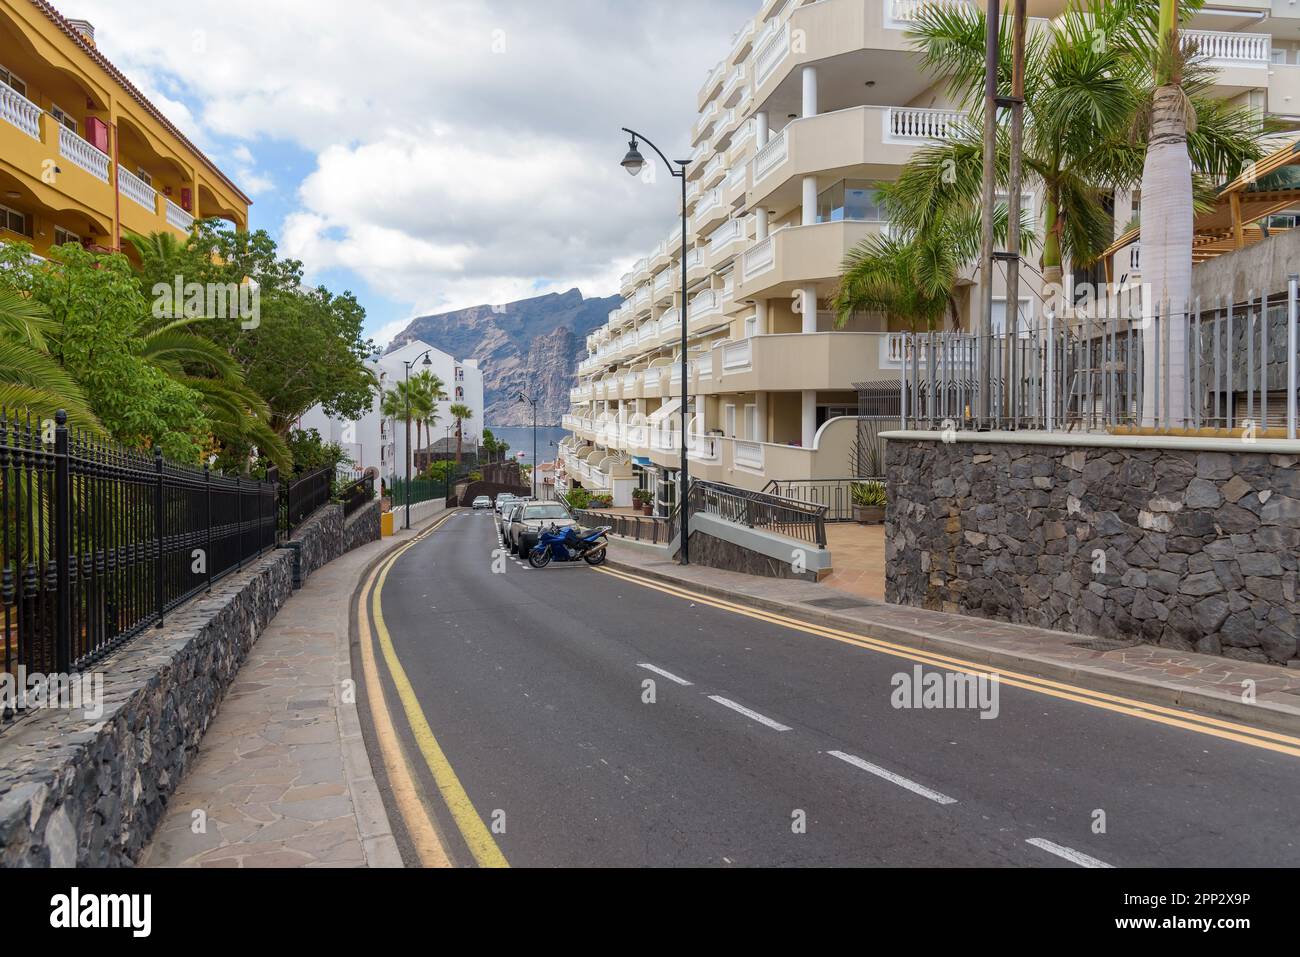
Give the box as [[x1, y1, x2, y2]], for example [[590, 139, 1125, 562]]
[[690, 479, 827, 547]]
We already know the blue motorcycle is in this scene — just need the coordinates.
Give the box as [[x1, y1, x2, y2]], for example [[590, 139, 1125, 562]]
[[528, 523, 611, 568]]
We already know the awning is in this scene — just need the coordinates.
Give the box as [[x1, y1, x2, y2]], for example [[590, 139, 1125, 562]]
[[648, 398, 681, 425]]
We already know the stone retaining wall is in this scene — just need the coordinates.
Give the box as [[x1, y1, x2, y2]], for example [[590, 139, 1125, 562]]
[[0, 497, 383, 866], [886, 437, 1300, 665]]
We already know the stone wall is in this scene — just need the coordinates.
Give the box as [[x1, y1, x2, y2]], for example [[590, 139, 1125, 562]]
[[886, 435, 1300, 665], [0, 496, 383, 867]]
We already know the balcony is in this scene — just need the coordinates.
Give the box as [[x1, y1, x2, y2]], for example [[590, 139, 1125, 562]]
[[165, 197, 194, 232], [721, 65, 747, 107], [689, 288, 722, 326], [118, 166, 157, 212], [653, 268, 675, 303], [58, 125, 109, 183], [729, 19, 758, 65], [693, 186, 726, 231], [749, 105, 960, 212], [751, 0, 965, 116], [694, 100, 721, 145], [686, 246, 708, 284], [0, 85, 41, 140], [707, 216, 747, 267], [737, 219, 886, 300], [698, 332, 898, 395]]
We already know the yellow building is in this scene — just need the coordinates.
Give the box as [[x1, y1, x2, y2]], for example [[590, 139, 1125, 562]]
[[0, 0, 249, 261]]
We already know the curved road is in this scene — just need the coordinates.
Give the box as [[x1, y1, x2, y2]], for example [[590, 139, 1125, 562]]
[[356, 508, 1300, 868]]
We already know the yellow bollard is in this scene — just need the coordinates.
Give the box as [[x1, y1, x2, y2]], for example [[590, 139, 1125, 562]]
[[381, 510, 394, 537]]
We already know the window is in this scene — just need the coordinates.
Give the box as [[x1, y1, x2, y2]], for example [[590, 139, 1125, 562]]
[[817, 180, 886, 223], [724, 404, 736, 437], [1272, 49, 1287, 65], [0, 64, 26, 98], [136, 168, 152, 186], [992, 298, 1033, 336], [49, 104, 76, 134], [744, 404, 758, 440], [0, 203, 28, 237], [53, 226, 80, 246]]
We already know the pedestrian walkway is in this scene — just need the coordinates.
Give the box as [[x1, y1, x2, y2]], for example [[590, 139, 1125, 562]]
[[139, 515, 440, 868], [821, 523, 885, 601], [606, 542, 1300, 733]]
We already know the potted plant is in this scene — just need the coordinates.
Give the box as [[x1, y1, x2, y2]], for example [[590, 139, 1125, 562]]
[[851, 481, 887, 525], [632, 488, 653, 515]]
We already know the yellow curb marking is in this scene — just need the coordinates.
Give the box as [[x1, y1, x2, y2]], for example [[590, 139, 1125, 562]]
[[593, 565, 1300, 759], [363, 511, 510, 868]]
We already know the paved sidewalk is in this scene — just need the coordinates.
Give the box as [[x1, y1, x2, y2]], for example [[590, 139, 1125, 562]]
[[140, 516, 438, 868], [607, 543, 1300, 733]]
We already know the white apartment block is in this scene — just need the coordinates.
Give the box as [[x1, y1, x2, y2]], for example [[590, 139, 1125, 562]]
[[559, 0, 1300, 511], [297, 339, 484, 489]]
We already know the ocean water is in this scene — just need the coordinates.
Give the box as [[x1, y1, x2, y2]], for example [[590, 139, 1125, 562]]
[[486, 426, 569, 467]]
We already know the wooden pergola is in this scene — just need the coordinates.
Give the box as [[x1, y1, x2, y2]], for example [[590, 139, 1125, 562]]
[[1100, 137, 1300, 281]]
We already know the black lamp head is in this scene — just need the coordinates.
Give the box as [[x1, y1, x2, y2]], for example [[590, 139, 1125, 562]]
[[621, 138, 646, 177]]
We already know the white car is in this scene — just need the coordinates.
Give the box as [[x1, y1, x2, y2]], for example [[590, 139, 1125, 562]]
[[495, 494, 517, 515], [471, 495, 492, 510]]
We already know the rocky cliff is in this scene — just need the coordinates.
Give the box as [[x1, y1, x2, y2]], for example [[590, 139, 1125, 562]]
[[386, 289, 620, 426]]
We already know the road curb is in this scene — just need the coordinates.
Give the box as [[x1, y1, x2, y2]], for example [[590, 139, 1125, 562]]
[[606, 558, 1300, 736], [344, 508, 457, 868]]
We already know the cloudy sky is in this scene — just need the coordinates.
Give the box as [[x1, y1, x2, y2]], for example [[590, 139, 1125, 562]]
[[72, 0, 756, 345]]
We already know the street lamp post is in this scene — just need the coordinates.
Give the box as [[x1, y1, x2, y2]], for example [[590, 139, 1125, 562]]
[[518, 391, 538, 499], [402, 349, 433, 529], [620, 128, 691, 565]]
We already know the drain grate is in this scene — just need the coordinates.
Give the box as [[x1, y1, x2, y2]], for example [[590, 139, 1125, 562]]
[[805, 596, 874, 610], [1068, 638, 1142, 652]]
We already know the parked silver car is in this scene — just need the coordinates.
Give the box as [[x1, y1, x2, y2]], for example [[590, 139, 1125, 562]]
[[507, 501, 576, 557], [495, 493, 518, 516], [498, 500, 525, 538]]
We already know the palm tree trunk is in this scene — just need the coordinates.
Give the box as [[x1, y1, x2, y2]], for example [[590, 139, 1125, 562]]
[[1042, 182, 1063, 291], [455, 420, 463, 465], [1140, 84, 1193, 427]]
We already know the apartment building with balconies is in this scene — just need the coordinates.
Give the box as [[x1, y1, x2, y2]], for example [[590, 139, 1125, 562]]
[[0, 0, 250, 262], [560, 0, 1298, 511]]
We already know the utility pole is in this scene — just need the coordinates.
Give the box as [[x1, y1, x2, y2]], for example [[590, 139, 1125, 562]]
[[1004, 0, 1027, 426], [977, 0, 1000, 426]]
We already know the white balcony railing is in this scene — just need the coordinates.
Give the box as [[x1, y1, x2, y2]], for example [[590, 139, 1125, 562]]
[[753, 22, 790, 89], [753, 129, 789, 183], [708, 217, 744, 254], [165, 197, 194, 232], [734, 440, 765, 471], [889, 0, 973, 26], [886, 106, 966, 142], [1185, 30, 1269, 64], [722, 339, 753, 372], [0, 85, 41, 140], [58, 125, 110, 182], [117, 166, 157, 212], [742, 236, 775, 280], [653, 269, 674, 297], [693, 187, 722, 225], [689, 288, 720, 321]]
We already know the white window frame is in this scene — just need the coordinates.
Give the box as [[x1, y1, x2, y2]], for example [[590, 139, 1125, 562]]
[[49, 103, 77, 135], [992, 297, 1034, 337], [0, 202, 27, 237], [0, 63, 26, 98], [53, 226, 80, 246], [743, 404, 757, 440], [724, 403, 736, 438], [136, 167, 153, 186]]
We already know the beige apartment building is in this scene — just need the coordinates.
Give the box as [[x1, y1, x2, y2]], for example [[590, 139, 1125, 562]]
[[559, 0, 1300, 510]]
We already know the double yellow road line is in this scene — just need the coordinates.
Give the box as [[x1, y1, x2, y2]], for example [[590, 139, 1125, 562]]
[[593, 565, 1300, 759], [356, 510, 509, 868]]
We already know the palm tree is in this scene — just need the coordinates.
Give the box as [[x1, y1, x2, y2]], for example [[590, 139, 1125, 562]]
[[381, 380, 417, 485], [410, 369, 446, 462], [0, 287, 101, 431], [835, 189, 1033, 330], [894, 0, 1258, 296], [448, 402, 473, 465]]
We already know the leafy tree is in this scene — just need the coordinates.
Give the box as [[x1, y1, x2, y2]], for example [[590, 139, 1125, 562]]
[[410, 369, 446, 456], [449, 402, 473, 465], [0, 281, 100, 430], [285, 427, 351, 475], [0, 243, 209, 461]]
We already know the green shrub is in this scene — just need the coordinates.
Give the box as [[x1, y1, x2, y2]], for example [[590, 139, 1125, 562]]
[[563, 488, 592, 510], [851, 480, 887, 508]]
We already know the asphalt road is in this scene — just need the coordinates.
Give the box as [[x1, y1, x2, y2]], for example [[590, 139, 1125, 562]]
[[365, 509, 1300, 868]]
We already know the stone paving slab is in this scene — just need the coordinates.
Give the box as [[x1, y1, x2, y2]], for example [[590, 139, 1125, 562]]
[[607, 544, 1300, 734], [140, 517, 436, 868]]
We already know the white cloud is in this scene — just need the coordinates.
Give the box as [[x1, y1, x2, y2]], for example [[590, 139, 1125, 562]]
[[70, 0, 754, 312]]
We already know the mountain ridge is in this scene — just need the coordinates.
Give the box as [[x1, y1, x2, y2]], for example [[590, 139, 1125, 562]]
[[385, 288, 619, 426]]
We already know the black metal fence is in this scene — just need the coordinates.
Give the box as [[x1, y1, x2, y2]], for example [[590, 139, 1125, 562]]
[[763, 479, 866, 523], [570, 508, 673, 544], [281, 466, 331, 537], [689, 480, 828, 548], [2, 410, 279, 693], [338, 470, 375, 518]]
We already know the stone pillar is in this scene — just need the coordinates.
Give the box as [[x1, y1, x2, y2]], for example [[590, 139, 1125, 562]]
[[801, 390, 817, 448], [801, 287, 818, 334], [802, 66, 818, 118]]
